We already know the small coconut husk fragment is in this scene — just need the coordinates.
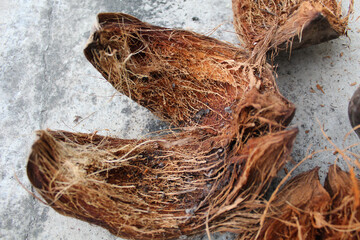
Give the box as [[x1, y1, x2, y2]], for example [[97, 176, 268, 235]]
[[253, 164, 360, 240], [84, 13, 294, 129], [27, 127, 297, 240], [232, 0, 353, 63], [257, 168, 331, 240], [323, 165, 360, 239]]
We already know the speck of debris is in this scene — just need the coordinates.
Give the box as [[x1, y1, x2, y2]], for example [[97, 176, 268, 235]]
[[73, 115, 82, 123], [195, 109, 210, 119], [185, 207, 195, 215], [224, 106, 232, 113], [192, 16, 199, 21], [316, 84, 325, 94]]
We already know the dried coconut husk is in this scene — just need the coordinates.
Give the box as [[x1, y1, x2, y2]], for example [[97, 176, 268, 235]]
[[27, 127, 297, 240], [27, 11, 300, 240], [256, 168, 331, 240], [323, 164, 360, 239], [84, 13, 294, 129], [232, 0, 354, 63]]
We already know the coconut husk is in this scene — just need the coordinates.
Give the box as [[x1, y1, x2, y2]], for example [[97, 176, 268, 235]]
[[27, 11, 300, 240], [27, 127, 297, 240], [232, 0, 354, 63], [323, 165, 360, 239], [256, 168, 331, 240], [84, 13, 295, 129]]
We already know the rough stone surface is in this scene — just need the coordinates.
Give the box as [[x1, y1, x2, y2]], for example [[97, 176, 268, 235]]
[[0, 0, 359, 239]]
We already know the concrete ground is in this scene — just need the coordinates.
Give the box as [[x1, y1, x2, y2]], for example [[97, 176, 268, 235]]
[[0, 0, 359, 239]]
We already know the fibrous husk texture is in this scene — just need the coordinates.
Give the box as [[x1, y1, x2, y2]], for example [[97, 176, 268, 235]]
[[323, 165, 360, 239], [256, 165, 360, 240], [26, 13, 299, 240], [84, 13, 294, 129], [27, 128, 297, 240], [257, 168, 331, 239], [232, 0, 354, 63], [25, 5, 359, 240]]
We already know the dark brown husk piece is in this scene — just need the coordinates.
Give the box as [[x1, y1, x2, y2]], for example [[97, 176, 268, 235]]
[[257, 168, 331, 240], [232, 0, 354, 63], [323, 165, 360, 239], [254, 165, 360, 240], [27, 12, 300, 240], [84, 13, 294, 129], [27, 128, 297, 240]]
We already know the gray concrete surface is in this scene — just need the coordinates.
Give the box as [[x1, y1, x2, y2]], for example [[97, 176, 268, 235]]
[[0, 0, 359, 239]]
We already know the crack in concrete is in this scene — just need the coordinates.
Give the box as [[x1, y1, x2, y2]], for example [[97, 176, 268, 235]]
[[25, 185, 48, 239], [26, 186, 36, 239], [39, 0, 54, 129], [24, 1, 55, 238]]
